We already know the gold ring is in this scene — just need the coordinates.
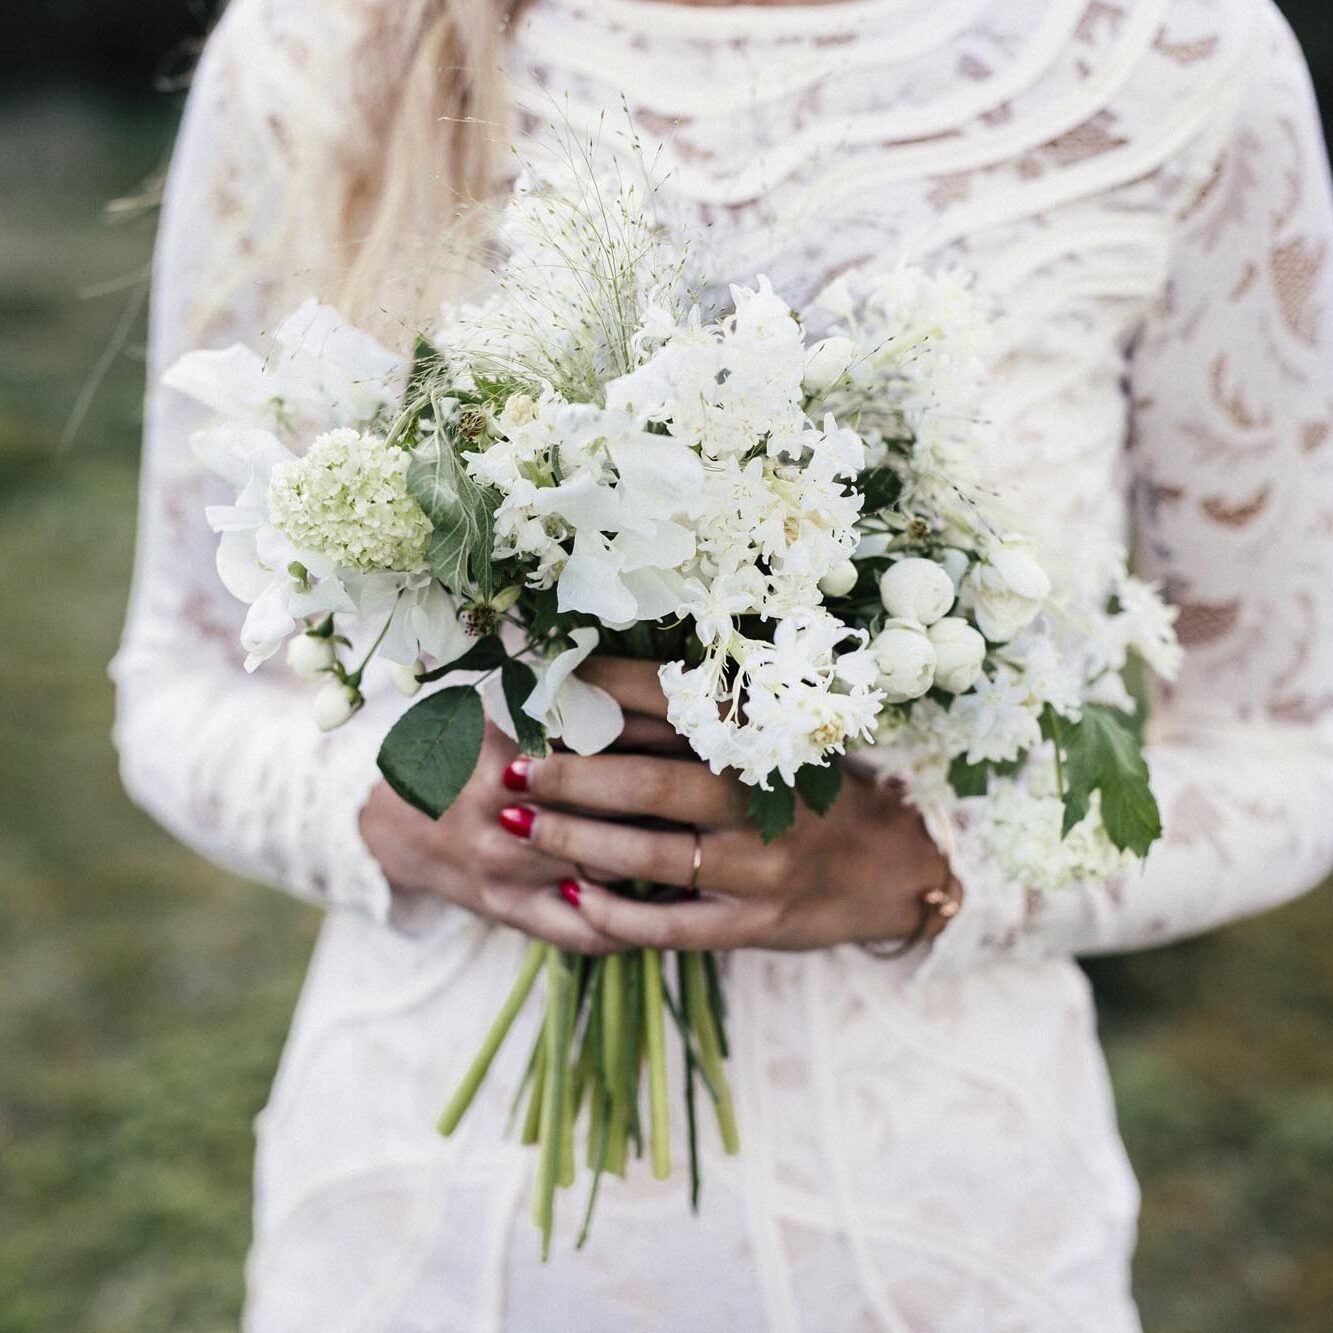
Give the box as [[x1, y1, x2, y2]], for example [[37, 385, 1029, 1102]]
[[687, 830, 704, 894]]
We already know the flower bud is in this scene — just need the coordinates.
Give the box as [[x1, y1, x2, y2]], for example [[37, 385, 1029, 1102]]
[[802, 336, 858, 392], [286, 632, 336, 682], [490, 584, 522, 613], [962, 540, 1051, 643], [927, 617, 987, 693], [313, 681, 362, 732], [939, 547, 970, 589], [390, 658, 425, 698], [818, 558, 859, 599], [871, 618, 937, 703], [879, 557, 956, 626]]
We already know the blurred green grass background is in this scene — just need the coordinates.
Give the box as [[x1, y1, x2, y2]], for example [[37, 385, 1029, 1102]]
[[2, 20, 1332, 1331]]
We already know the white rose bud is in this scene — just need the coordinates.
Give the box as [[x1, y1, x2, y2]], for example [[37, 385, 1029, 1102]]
[[871, 618, 937, 703], [927, 617, 987, 693], [286, 632, 336, 682], [818, 558, 859, 599], [802, 336, 858, 393], [390, 658, 425, 698], [879, 557, 956, 626], [963, 540, 1052, 642], [313, 681, 362, 732]]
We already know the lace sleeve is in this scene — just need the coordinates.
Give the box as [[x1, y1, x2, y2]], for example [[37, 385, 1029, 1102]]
[[110, 6, 405, 923], [920, 5, 1333, 974]]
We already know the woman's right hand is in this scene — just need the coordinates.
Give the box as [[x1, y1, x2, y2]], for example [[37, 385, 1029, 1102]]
[[358, 720, 624, 953]]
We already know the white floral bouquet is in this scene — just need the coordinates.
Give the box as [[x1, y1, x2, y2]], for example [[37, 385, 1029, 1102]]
[[165, 154, 1178, 1254]]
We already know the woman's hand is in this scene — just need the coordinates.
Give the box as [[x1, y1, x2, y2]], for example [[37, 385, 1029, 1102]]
[[359, 720, 628, 953], [496, 658, 955, 953]]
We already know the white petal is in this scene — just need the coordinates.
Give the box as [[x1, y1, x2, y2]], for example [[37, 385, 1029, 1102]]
[[239, 581, 297, 667], [273, 300, 407, 424], [522, 627, 599, 723], [554, 678, 624, 755], [532, 470, 622, 532], [613, 520, 694, 572], [557, 532, 637, 623], [163, 345, 275, 423], [215, 530, 273, 603], [990, 546, 1051, 600]]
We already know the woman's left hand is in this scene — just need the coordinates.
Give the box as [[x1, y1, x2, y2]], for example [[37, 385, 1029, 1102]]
[[495, 658, 954, 952]]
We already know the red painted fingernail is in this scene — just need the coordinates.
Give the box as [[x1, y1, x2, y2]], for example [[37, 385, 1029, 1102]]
[[559, 879, 581, 908], [502, 757, 532, 793], [499, 805, 536, 839]]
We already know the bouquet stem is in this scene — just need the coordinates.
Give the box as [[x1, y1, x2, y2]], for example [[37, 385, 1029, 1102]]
[[438, 938, 545, 1136], [641, 947, 672, 1180]]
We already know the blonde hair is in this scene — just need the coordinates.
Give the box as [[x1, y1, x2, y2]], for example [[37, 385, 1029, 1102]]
[[202, 0, 527, 345]]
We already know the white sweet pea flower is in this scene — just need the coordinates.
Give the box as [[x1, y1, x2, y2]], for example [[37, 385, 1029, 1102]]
[[522, 628, 624, 755], [286, 632, 337, 681], [926, 617, 986, 693], [871, 618, 937, 702], [165, 301, 406, 431], [879, 557, 956, 626], [313, 680, 363, 731], [194, 426, 356, 669], [803, 336, 858, 393]]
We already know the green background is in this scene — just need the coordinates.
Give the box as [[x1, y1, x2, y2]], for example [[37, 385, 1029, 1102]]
[[1, 4, 1331, 1330]]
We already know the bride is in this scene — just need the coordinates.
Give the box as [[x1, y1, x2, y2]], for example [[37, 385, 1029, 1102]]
[[112, 0, 1333, 1328]]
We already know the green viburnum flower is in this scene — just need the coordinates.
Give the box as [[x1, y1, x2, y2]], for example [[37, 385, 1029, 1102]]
[[269, 428, 431, 572]]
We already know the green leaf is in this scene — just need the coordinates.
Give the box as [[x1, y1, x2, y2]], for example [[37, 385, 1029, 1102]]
[[1058, 704, 1162, 856], [859, 464, 903, 514], [377, 686, 485, 819], [947, 753, 990, 798], [407, 335, 441, 401], [416, 634, 509, 683], [747, 774, 796, 844], [407, 424, 496, 600], [794, 761, 843, 816], [501, 659, 551, 758]]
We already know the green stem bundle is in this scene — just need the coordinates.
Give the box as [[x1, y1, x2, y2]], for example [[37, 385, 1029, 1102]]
[[438, 935, 738, 1257]]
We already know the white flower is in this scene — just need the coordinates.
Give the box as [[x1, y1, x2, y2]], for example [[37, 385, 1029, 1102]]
[[871, 619, 937, 702], [286, 632, 336, 681], [193, 425, 356, 670], [164, 300, 405, 430], [962, 539, 1051, 642], [390, 658, 426, 698], [980, 781, 1135, 892], [313, 680, 362, 731], [522, 627, 624, 755], [803, 336, 858, 393], [818, 559, 859, 599], [268, 428, 431, 573], [927, 617, 986, 693], [879, 557, 957, 626], [947, 667, 1043, 764], [1116, 575, 1183, 681]]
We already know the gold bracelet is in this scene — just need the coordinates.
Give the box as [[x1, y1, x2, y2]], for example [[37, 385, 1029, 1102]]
[[861, 863, 962, 961]]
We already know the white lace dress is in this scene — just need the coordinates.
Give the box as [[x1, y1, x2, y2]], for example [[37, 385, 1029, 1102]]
[[111, 1, 1333, 1329]]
